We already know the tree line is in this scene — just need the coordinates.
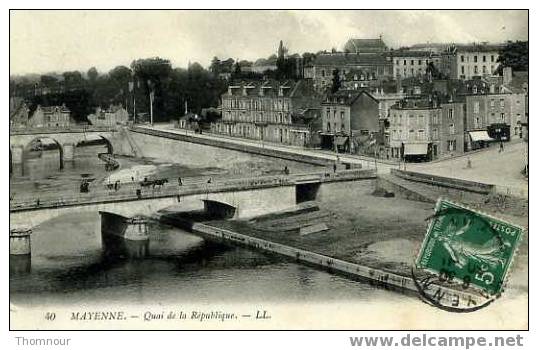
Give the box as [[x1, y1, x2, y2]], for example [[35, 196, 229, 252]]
[[9, 57, 228, 124]]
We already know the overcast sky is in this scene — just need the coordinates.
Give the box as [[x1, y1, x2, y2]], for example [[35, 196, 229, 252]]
[[10, 10, 528, 75]]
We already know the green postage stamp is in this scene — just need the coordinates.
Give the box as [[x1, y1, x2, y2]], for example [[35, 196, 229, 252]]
[[416, 199, 524, 296]]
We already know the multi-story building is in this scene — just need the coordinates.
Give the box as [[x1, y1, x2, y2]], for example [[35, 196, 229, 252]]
[[320, 90, 382, 154], [28, 104, 72, 128], [441, 43, 505, 80], [212, 80, 320, 147], [464, 88, 526, 149], [439, 101, 466, 157], [87, 104, 129, 126], [387, 99, 443, 161], [391, 50, 433, 79], [308, 53, 393, 91], [9, 101, 30, 129]]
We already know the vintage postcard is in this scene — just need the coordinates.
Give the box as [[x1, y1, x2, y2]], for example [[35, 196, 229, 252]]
[[8, 9, 529, 332]]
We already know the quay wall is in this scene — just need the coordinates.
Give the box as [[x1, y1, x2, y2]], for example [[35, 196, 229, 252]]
[[113, 128, 334, 167], [191, 222, 483, 306]]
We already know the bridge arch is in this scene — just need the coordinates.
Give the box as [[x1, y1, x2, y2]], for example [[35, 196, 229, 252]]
[[75, 134, 114, 154], [23, 136, 65, 170], [202, 199, 237, 219]]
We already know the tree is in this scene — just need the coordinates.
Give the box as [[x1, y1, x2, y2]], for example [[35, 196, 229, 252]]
[[40, 75, 58, 87], [331, 69, 341, 93], [496, 41, 528, 72], [87, 67, 99, 81]]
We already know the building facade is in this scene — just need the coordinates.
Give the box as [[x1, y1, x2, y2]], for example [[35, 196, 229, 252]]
[[212, 80, 320, 147], [309, 53, 393, 91], [320, 90, 382, 154], [87, 104, 129, 126], [9, 102, 30, 129], [464, 91, 526, 149], [441, 44, 504, 80], [28, 104, 72, 128], [387, 99, 443, 161], [391, 50, 433, 79]]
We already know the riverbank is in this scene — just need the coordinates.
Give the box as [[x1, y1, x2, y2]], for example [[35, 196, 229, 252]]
[[160, 179, 528, 306]]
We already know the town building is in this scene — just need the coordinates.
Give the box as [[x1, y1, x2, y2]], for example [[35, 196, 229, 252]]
[[308, 53, 393, 91], [344, 37, 388, 54], [87, 104, 129, 126], [441, 43, 505, 80], [387, 98, 443, 161], [391, 50, 433, 79], [28, 104, 72, 128], [212, 80, 321, 147], [320, 90, 383, 154], [251, 57, 278, 74], [463, 88, 526, 149], [9, 100, 30, 129]]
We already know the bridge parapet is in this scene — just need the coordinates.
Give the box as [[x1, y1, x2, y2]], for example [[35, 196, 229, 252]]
[[10, 169, 376, 212], [10, 125, 118, 135]]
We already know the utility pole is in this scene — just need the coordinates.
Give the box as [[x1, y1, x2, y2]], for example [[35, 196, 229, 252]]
[[149, 90, 154, 126]]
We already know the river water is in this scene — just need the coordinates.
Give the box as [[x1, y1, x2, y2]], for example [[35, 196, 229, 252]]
[[10, 145, 405, 307]]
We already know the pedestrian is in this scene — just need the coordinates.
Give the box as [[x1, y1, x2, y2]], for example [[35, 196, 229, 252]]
[[466, 157, 472, 169], [333, 163, 337, 173], [207, 177, 212, 184], [178, 177, 183, 186], [36, 198, 40, 206], [499, 142, 504, 152], [284, 166, 289, 175]]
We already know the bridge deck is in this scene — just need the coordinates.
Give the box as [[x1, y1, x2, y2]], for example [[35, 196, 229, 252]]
[[10, 169, 376, 212]]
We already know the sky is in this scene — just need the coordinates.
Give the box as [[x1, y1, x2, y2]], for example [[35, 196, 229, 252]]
[[10, 10, 528, 76]]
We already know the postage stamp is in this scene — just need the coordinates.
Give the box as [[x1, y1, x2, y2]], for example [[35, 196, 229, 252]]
[[415, 199, 524, 296]]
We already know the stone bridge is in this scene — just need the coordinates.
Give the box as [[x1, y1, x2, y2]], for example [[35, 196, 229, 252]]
[[9, 127, 119, 170], [10, 169, 376, 229]]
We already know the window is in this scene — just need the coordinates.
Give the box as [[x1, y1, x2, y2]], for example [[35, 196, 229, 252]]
[[500, 113, 505, 122], [448, 109, 454, 119], [432, 113, 439, 124], [417, 129, 425, 140], [411, 60, 414, 66], [473, 85, 478, 94], [474, 102, 480, 113], [403, 60, 407, 65], [474, 66, 478, 74], [327, 122, 331, 131], [418, 60, 422, 65], [490, 100, 495, 108], [409, 129, 415, 140], [411, 68, 414, 75], [483, 56, 486, 62], [396, 60, 400, 65], [482, 66, 486, 73], [500, 99, 505, 108], [449, 123, 455, 135], [475, 117, 480, 128], [447, 140, 456, 151], [491, 55, 495, 62], [474, 56, 478, 63], [433, 128, 439, 139], [340, 111, 345, 119], [341, 123, 345, 131], [460, 55, 465, 63], [461, 66, 465, 74], [418, 115, 424, 125]]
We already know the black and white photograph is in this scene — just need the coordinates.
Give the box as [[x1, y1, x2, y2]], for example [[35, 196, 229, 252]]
[[7, 8, 530, 337]]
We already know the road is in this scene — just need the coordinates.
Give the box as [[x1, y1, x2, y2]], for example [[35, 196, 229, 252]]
[[407, 139, 528, 198], [143, 123, 397, 174]]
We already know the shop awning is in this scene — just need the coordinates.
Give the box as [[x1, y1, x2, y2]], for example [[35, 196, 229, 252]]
[[469, 131, 494, 142], [335, 136, 348, 146], [404, 143, 428, 155]]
